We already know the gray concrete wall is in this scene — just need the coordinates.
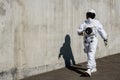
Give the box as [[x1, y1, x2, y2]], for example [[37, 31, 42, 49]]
[[0, 0, 120, 80]]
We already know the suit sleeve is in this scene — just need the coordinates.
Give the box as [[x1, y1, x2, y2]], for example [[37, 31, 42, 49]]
[[77, 22, 85, 35], [97, 21, 108, 40]]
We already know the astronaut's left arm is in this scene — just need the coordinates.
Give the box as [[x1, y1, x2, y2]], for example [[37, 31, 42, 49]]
[[97, 22, 108, 46]]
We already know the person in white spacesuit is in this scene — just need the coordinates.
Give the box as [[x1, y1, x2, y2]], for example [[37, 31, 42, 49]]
[[77, 9, 108, 76]]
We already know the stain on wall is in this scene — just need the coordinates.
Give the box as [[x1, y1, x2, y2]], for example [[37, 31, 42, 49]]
[[0, 2, 6, 16]]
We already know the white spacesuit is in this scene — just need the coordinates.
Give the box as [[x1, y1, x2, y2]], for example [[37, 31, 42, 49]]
[[77, 9, 108, 76]]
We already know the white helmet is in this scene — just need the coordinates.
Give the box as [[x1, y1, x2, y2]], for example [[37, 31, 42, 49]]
[[87, 9, 96, 14]]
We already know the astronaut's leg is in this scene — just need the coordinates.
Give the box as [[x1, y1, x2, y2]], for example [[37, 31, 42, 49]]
[[84, 43, 89, 53], [87, 38, 98, 71]]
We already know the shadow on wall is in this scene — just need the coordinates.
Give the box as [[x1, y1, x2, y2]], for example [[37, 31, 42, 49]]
[[58, 35, 91, 77], [58, 34, 76, 67]]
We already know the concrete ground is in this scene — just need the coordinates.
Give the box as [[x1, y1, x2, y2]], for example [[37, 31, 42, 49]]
[[21, 53, 120, 80]]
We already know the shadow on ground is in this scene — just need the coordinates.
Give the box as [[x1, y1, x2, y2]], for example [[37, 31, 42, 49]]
[[67, 65, 90, 77]]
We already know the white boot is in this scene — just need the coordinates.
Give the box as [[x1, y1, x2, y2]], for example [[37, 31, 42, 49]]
[[91, 68, 97, 73], [85, 69, 91, 76]]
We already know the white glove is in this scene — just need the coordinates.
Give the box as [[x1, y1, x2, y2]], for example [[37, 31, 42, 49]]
[[104, 39, 108, 46]]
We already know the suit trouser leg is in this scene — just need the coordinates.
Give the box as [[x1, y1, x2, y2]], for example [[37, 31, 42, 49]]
[[86, 38, 98, 69]]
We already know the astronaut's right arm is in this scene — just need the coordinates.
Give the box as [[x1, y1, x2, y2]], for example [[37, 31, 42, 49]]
[[77, 23, 85, 36]]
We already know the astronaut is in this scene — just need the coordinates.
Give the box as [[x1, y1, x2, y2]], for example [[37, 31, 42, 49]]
[[77, 9, 108, 76]]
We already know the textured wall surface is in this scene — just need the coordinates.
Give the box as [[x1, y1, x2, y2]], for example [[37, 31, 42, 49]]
[[0, 0, 120, 80]]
